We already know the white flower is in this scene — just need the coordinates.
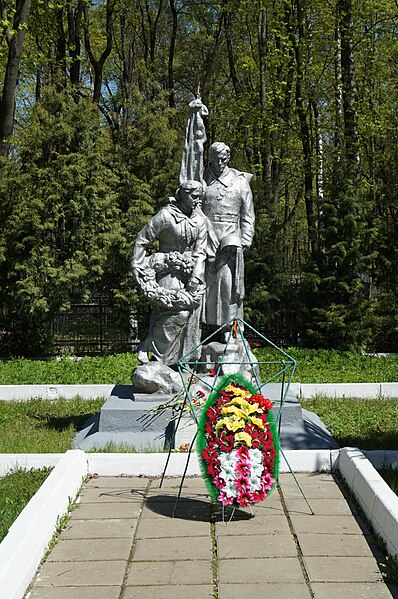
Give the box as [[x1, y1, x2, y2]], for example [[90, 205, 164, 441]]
[[249, 476, 262, 491], [219, 464, 235, 482], [224, 480, 237, 498], [219, 451, 237, 469], [251, 461, 264, 477], [249, 448, 263, 464]]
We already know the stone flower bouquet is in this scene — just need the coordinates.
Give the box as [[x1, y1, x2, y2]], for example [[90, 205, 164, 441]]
[[197, 373, 280, 507]]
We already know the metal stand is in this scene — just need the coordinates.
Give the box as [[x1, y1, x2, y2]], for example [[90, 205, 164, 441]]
[[159, 317, 314, 516]]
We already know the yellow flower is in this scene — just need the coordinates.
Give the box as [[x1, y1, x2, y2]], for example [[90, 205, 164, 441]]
[[216, 416, 245, 433], [222, 405, 245, 419], [225, 417, 245, 432], [225, 385, 251, 399], [215, 418, 229, 433], [231, 397, 260, 416], [250, 416, 265, 430], [234, 431, 252, 447]]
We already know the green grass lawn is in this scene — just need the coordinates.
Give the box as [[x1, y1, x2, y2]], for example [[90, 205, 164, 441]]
[[0, 468, 52, 542], [0, 397, 105, 453], [255, 347, 398, 383], [0, 353, 139, 385], [380, 468, 398, 496], [300, 396, 398, 450], [0, 348, 397, 384]]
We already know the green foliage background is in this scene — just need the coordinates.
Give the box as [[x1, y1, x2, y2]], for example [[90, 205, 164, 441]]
[[0, 0, 397, 355]]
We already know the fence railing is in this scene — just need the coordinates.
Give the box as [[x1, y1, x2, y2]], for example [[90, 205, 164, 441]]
[[51, 301, 140, 355]]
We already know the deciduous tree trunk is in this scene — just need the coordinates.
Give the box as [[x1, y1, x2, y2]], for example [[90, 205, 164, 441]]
[[0, 0, 31, 172]]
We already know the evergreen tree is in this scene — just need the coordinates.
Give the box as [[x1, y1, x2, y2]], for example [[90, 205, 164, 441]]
[[0, 89, 120, 355]]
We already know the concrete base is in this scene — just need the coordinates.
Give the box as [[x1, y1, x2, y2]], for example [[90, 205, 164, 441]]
[[73, 388, 175, 451], [73, 383, 338, 452]]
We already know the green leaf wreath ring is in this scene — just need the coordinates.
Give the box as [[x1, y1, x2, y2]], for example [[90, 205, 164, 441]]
[[197, 373, 280, 506]]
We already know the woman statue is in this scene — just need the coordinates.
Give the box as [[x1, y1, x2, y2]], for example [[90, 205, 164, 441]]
[[132, 180, 207, 366]]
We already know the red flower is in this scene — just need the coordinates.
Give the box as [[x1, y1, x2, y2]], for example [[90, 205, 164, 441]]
[[207, 460, 220, 477], [251, 489, 266, 502], [209, 369, 216, 377], [196, 390, 205, 398], [251, 394, 273, 412], [218, 430, 235, 452], [218, 491, 234, 506], [235, 476, 250, 493], [237, 490, 254, 506], [236, 461, 251, 476]]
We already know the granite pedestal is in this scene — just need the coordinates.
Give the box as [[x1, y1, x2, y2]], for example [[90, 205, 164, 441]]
[[73, 383, 338, 452]]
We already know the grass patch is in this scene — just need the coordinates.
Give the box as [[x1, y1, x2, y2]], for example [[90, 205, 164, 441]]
[[88, 441, 166, 453], [254, 347, 398, 383], [300, 396, 398, 450], [0, 348, 397, 385], [380, 468, 398, 496], [0, 353, 138, 385], [0, 397, 105, 452], [0, 468, 51, 542]]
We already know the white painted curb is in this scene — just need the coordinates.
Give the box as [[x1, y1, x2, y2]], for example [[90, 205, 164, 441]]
[[280, 449, 339, 472], [0, 450, 87, 599], [88, 452, 202, 476], [1, 382, 398, 400], [0, 384, 114, 401], [300, 382, 382, 398], [0, 454, 63, 477], [338, 447, 398, 558], [87, 450, 338, 476]]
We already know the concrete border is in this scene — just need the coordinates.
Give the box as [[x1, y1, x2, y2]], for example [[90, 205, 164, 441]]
[[0, 454, 63, 477], [1, 382, 398, 400], [0, 450, 88, 599], [0, 448, 397, 599], [338, 448, 398, 558], [0, 384, 113, 401]]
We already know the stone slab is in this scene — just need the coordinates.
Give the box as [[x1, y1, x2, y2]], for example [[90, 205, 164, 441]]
[[80, 487, 146, 504], [140, 501, 211, 521], [126, 560, 212, 585], [86, 476, 150, 489], [279, 472, 335, 485], [217, 533, 297, 559], [284, 497, 354, 516], [132, 536, 212, 561], [48, 538, 132, 562], [149, 476, 206, 489], [218, 557, 305, 584], [98, 398, 173, 432], [311, 582, 398, 599], [136, 518, 210, 538], [288, 514, 366, 535], [215, 514, 290, 536], [297, 533, 375, 557], [74, 430, 168, 451], [28, 587, 122, 599], [34, 560, 127, 587], [62, 518, 138, 540], [71, 501, 142, 520], [123, 585, 214, 599], [304, 556, 383, 583], [219, 583, 311, 599]]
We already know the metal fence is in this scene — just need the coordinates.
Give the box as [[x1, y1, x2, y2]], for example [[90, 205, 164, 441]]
[[51, 300, 140, 355], [51, 297, 300, 356]]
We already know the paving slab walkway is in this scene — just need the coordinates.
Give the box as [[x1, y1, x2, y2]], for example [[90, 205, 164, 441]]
[[26, 473, 398, 599]]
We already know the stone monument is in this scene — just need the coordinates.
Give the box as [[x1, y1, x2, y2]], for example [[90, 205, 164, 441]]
[[73, 94, 338, 452]]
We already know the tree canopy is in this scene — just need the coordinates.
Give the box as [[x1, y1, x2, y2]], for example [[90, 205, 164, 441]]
[[1, 0, 398, 354]]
